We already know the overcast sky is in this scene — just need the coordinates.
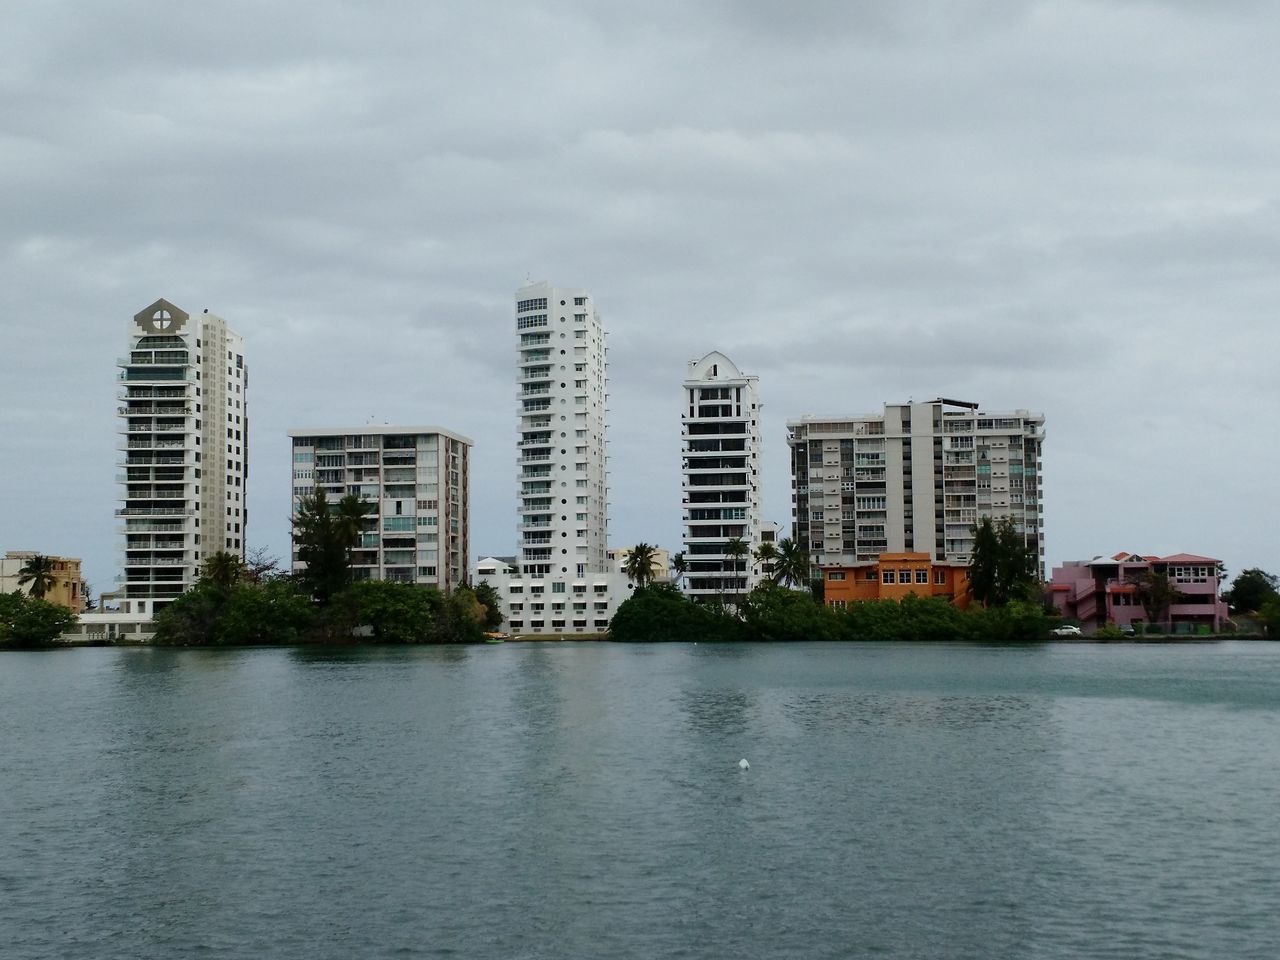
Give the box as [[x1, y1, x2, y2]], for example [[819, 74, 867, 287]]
[[3, 0, 1278, 596]]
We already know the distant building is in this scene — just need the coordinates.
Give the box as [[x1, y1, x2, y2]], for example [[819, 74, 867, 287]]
[[787, 399, 1045, 575], [1048, 553, 1228, 633], [476, 281, 626, 635], [471, 557, 630, 635], [681, 352, 763, 603], [289, 427, 472, 592], [515, 281, 609, 578], [0, 552, 86, 613], [607, 546, 671, 583], [820, 553, 972, 609], [117, 299, 247, 615]]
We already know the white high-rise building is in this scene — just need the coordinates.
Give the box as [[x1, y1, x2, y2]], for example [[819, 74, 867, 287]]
[[787, 398, 1045, 573], [471, 281, 626, 636], [680, 352, 763, 602], [288, 427, 471, 592], [116, 298, 247, 614], [515, 281, 608, 578]]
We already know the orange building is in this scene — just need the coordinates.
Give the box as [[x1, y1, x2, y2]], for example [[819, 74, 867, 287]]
[[821, 552, 972, 610], [1, 551, 86, 613]]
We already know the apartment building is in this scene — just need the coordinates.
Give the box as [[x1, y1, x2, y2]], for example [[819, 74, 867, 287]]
[[681, 351, 763, 602], [515, 281, 609, 578], [289, 427, 471, 592], [116, 298, 247, 614], [787, 399, 1045, 573]]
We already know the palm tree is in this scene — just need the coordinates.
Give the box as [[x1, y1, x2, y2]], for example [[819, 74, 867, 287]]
[[201, 551, 246, 592], [754, 541, 778, 579], [724, 537, 750, 599], [335, 494, 373, 559], [1125, 569, 1182, 629], [773, 537, 810, 590], [622, 543, 658, 588], [17, 554, 57, 600], [670, 551, 688, 591]]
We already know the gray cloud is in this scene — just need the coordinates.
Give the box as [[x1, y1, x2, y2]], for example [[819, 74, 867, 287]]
[[2, 0, 1278, 594]]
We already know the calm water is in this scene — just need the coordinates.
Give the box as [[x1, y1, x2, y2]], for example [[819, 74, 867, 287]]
[[3, 641, 1279, 959]]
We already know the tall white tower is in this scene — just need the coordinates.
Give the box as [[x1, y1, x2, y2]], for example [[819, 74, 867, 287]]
[[515, 282, 609, 577], [117, 298, 247, 613], [681, 351, 762, 602]]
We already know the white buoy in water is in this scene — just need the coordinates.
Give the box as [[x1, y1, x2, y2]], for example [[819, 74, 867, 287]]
[[739, 758, 750, 770]]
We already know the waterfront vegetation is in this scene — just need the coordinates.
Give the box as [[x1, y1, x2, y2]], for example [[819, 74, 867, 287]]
[[0, 591, 78, 646], [609, 582, 1053, 643], [152, 496, 493, 646]]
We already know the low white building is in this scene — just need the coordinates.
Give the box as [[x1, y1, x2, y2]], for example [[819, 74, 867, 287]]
[[472, 556, 633, 636], [61, 611, 156, 644]]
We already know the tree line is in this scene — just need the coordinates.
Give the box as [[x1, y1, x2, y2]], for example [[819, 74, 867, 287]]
[[153, 489, 503, 646]]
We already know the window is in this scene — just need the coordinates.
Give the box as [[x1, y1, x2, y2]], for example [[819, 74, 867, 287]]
[[552, 582, 566, 594], [935, 569, 946, 585], [915, 569, 929, 584], [827, 571, 846, 581], [882, 570, 896, 584]]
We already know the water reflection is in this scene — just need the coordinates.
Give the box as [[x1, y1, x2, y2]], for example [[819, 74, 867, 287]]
[[783, 693, 1036, 730]]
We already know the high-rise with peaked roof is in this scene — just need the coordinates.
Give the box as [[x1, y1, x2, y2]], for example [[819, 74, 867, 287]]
[[680, 351, 763, 602], [116, 298, 247, 614]]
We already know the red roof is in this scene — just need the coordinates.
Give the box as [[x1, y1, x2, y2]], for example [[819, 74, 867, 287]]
[[1156, 553, 1220, 564]]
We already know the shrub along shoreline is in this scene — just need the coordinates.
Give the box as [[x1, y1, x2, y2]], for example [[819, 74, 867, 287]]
[[609, 583, 1054, 643]]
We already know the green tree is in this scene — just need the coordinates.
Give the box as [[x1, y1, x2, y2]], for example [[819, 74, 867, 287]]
[[738, 583, 835, 642], [1259, 594, 1280, 637], [1125, 569, 1181, 627], [16, 554, 58, 600], [293, 489, 371, 603], [772, 537, 810, 589], [753, 540, 778, 579], [670, 551, 688, 590], [969, 516, 1038, 607], [334, 580, 439, 643], [622, 543, 659, 589], [201, 551, 246, 592], [472, 581, 506, 631], [0, 591, 77, 645], [609, 582, 742, 642], [1223, 568, 1279, 614]]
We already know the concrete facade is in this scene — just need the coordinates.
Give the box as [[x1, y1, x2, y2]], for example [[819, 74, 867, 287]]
[[472, 556, 632, 635], [681, 352, 763, 603], [788, 399, 1045, 575], [117, 299, 247, 615], [515, 282, 609, 578], [289, 427, 472, 592]]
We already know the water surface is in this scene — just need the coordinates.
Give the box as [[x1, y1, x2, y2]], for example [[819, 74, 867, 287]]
[[3, 641, 1278, 959]]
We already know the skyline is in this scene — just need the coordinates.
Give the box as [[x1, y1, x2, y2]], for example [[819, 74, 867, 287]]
[[2, 2, 1278, 596]]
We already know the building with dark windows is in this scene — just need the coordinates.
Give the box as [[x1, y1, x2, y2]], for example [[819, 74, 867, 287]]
[[116, 299, 247, 615]]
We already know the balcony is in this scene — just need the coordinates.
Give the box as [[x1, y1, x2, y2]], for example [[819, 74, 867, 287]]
[[116, 507, 196, 517]]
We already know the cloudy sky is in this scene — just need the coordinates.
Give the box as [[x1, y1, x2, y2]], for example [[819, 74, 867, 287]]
[[3, 0, 1278, 595]]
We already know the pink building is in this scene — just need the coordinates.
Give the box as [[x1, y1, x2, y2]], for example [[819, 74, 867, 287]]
[[1049, 552, 1228, 634]]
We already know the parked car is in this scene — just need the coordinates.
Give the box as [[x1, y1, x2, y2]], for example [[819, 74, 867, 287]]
[[1119, 623, 1136, 637], [1051, 624, 1083, 637]]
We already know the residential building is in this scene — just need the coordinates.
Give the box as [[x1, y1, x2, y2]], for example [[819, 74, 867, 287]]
[[820, 553, 972, 609], [289, 427, 471, 592], [116, 299, 247, 615], [0, 552, 86, 613], [472, 556, 629, 635], [1049, 553, 1228, 633], [787, 399, 1045, 575], [681, 351, 763, 603], [515, 281, 608, 578]]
